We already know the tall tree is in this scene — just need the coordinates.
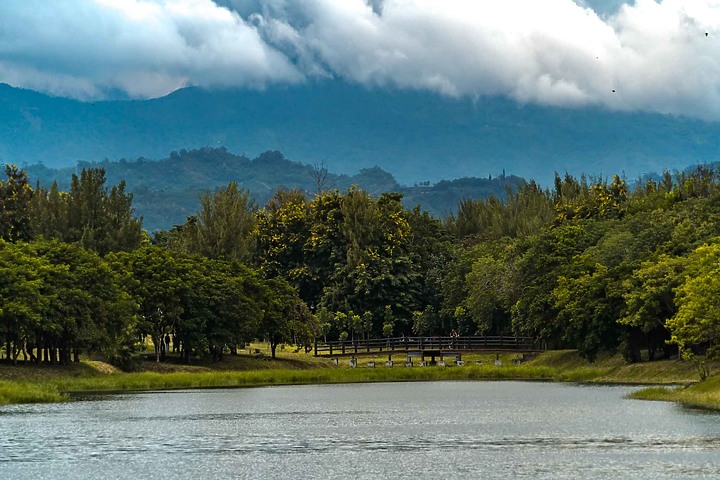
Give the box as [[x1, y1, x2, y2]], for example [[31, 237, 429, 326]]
[[620, 255, 685, 360], [668, 242, 720, 364], [108, 246, 187, 363], [0, 241, 47, 363], [0, 165, 34, 242], [36, 240, 132, 364], [255, 189, 314, 300], [179, 182, 257, 262], [32, 168, 144, 254]]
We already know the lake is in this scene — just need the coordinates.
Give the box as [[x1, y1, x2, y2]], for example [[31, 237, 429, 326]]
[[1, 381, 719, 479]]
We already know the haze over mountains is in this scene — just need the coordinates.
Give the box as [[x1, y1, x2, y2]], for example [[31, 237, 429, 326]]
[[3, 81, 720, 186]]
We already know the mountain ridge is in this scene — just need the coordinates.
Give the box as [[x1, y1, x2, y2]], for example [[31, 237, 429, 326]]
[[3, 81, 720, 185]]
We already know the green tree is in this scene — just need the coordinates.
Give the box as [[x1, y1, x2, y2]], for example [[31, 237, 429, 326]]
[[108, 246, 187, 362], [465, 255, 512, 335], [0, 241, 46, 363], [36, 240, 132, 364], [32, 168, 144, 254], [175, 257, 263, 362], [0, 165, 34, 242], [552, 258, 624, 361], [510, 223, 595, 346], [180, 182, 257, 262], [620, 255, 685, 360], [668, 242, 720, 368], [255, 189, 314, 300], [259, 277, 309, 359]]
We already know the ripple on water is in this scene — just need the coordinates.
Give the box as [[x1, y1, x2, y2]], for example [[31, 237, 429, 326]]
[[1, 382, 719, 479]]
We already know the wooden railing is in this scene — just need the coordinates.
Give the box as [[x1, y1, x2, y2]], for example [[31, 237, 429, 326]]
[[313, 335, 539, 357]]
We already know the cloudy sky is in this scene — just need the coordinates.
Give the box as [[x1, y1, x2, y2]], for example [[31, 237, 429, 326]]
[[2, 0, 720, 119]]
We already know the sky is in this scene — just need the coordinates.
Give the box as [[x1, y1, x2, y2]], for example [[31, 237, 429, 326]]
[[2, 0, 720, 120]]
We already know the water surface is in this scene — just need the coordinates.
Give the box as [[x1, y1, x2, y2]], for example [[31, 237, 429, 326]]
[[1, 381, 719, 479]]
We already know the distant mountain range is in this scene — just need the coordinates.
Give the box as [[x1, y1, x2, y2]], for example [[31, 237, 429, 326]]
[[25, 148, 522, 232], [3, 81, 720, 185]]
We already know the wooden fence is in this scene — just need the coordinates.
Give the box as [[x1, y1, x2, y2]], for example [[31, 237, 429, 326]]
[[313, 335, 540, 357]]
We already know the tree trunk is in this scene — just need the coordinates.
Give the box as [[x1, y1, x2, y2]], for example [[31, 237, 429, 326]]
[[183, 343, 191, 364], [11, 341, 19, 365], [153, 333, 161, 363]]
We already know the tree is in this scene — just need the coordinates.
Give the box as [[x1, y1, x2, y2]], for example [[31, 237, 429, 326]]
[[108, 246, 187, 362], [315, 189, 420, 334], [465, 256, 512, 335], [552, 258, 624, 361], [620, 255, 685, 360], [254, 189, 314, 301], [0, 165, 34, 242], [31, 181, 66, 241], [179, 182, 257, 262], [32, 168, 144, 254], [511, 225, 584, 346], [0, 241, 46, 363], [308, 161, 330, 195], [259, 277, 308, 359], [668, 242, 720, 370], [176, 258, 263, 361], [36, 240, 133, 364]]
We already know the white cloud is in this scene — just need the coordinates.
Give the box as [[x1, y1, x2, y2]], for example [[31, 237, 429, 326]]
[[2, 0, 720, 119], [251, 0, 720, 118], [0, 0, 302, 99]]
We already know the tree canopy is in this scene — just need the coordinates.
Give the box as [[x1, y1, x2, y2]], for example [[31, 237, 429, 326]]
[[5, 162, 720, 373]]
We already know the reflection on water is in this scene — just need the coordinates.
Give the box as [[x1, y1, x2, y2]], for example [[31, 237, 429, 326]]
[[1, 381, 719, 479]]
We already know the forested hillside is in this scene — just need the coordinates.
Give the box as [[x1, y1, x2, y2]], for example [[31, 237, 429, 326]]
[[25, 147, 522, 231], [2, 162, 720, 375], [4, 81, 720, 184]]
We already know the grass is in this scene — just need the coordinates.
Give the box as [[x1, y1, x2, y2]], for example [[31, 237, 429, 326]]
[[527, 350, 704, 385], [53, 364, 561, 394], [2, 346, 720, 409], [630, 375, 720, 409], [0, 380, 67, 405]]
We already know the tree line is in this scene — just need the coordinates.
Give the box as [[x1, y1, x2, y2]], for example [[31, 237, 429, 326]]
[[2, 163, 720, 372], [0, 168, 312, 367]]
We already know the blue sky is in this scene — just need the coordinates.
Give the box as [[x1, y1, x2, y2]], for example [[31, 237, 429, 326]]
[[2, 1, 720, 120]]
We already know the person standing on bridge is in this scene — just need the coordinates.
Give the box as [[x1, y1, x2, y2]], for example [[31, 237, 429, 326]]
[[450, 329, 458, 349]]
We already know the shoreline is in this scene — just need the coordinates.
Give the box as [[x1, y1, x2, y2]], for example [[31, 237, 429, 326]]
[[0, 350, 717, 409]]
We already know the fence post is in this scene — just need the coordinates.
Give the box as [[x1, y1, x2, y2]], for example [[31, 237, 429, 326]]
[[314, 339, 318, 356]]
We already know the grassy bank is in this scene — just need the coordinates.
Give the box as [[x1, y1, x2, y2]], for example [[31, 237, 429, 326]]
[[630, 376, 720, 409], [0, 348, 717, 407], [527, 350, 703, 385], [0, 362, 584, 405]]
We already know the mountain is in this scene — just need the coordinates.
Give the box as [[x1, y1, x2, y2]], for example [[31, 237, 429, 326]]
[[25, 148, 522, 232], [3, 81, 720, 185]]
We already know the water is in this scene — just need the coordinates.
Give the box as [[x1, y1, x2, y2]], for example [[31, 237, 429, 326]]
[[1, 381, 719, 479]]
